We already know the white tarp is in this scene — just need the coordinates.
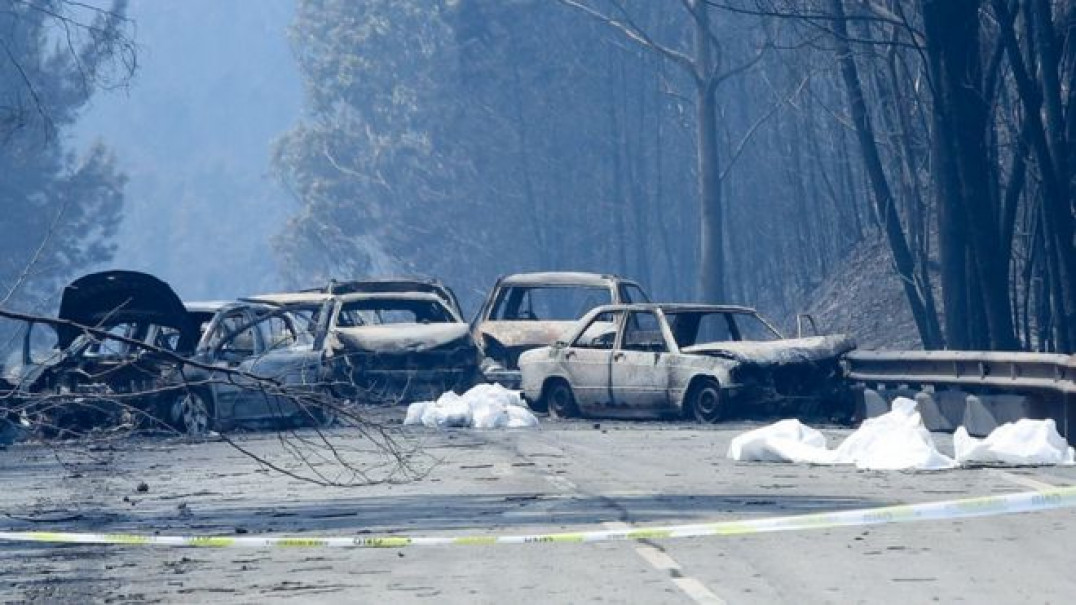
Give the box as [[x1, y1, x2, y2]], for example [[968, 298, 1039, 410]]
[[954, 419, 1075, 466], [725, 419, 835, 464], [727, 397, 956, 470], [404, 383, 540, 429]]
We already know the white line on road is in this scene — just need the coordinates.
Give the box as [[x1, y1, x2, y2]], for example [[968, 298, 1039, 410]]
[[992, 469, 1062, 491], [604, 522, 727, 605], [544, 475, 579, 492]]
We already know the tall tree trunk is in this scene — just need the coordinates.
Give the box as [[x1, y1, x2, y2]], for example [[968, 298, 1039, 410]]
[[693, 4, 725, 303], [922, 0, 1018, 350], [994, 0, 1075, 351], [1028, 0, 1076, 351], [831, 0, 943, 349]]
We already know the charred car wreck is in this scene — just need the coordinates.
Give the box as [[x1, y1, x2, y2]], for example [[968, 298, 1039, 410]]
[[312, 277, 464, 320], [249, 290, 480, 404], [519, 303, 856, 421], [165, 300, 336, 435], [474, 272, 650, 386], [2, 271, 199, 436]]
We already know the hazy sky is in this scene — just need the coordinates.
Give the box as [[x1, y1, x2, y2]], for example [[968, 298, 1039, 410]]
[[74, 0, 302, 300]]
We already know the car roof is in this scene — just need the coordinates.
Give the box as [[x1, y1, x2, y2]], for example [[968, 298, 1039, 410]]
[[243, 292, 333, 306], [498, 271, 632, 288], [184, 300, 236, 313], [589, 302, 759, 314], [327, 276, 445, 288], [333, 291, 447, 304]]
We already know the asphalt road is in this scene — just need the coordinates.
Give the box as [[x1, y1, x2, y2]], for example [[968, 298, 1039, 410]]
[[1, 416, 1075, 603]]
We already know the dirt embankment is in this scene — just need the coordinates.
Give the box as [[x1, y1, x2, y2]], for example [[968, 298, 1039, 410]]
[[800, 235, 930, 350]]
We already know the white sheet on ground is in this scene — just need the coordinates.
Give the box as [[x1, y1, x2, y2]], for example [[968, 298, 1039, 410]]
[[954, 419, 1075, 465], [404, 383, 539, 429], [835, 398, 955, 470], [726, 419, 836, 464], [727, 397, 956, 470]]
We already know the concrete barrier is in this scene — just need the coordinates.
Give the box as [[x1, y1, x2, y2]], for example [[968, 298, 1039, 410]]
[[857, 387, 1041, 437]]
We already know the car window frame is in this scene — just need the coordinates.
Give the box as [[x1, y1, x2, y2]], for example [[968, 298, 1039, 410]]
[[569, 310, 624, 350], [618, 310, 670, 353]]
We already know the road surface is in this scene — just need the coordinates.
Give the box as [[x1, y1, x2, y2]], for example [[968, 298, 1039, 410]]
[[1, 417, 1074, 603]]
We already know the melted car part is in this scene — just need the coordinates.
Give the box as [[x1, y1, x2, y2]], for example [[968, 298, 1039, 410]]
[[57, 270, 197, 353]]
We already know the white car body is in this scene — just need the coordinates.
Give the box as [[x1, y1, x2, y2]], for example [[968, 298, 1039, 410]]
[[519, 303, 856, 421]]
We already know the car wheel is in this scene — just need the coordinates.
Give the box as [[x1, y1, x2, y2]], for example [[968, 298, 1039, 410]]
[[545, 380, 578, 419], [689, 379, 725, 424], [173, 390, 213, 437], [310, 387, 338, 428]]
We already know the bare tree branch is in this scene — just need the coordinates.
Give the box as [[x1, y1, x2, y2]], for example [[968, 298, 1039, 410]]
[[556, 0, 701, 82]]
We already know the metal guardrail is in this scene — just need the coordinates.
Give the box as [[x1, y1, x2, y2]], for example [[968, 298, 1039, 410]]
[[844, 350, 1076, 395]]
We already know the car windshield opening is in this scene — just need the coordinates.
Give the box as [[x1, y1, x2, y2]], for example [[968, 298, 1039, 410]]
[[492, 286, 611, 321], [667, 311, 781, 348], [338, 299, 454, 326]]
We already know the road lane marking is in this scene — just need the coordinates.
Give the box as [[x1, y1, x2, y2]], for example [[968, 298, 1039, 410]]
[[605, 522, 727, 605], [544, 475, 579, 492], [634, 543, 680, 571], [992, 470, 1062, 491], [671, 578, 727, 605]]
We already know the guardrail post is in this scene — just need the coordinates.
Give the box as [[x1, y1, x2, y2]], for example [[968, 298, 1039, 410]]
[[1065, 392, 1075, 445]]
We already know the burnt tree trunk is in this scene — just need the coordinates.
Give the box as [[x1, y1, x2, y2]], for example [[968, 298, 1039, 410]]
[[693, 3, 725, 303], [922, 0, 1018, 350], [831, 0, 943, 349]]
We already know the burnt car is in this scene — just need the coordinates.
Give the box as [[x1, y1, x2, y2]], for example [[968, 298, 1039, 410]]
[[2, 270, 199, 436], [310, 277, 464, 320], [519, 303, 856, 421], [248, 290, 480, 404], [473, 272, 650, 386], [166, 300, 334, 435]]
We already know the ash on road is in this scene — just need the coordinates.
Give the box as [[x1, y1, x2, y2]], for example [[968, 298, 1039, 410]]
[[1, 419, 1074, 604]]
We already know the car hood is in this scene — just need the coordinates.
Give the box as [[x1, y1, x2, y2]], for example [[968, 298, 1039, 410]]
[[681, 335, 856, 364], [57, 270, 196, 351], [334, 323, 473, 353], [478, 321, 577, 349]]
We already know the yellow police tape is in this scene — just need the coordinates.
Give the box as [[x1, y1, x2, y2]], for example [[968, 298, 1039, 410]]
[[1, 485, 1074, 549]]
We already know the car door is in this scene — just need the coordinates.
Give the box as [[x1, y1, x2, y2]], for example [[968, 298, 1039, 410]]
[[610, 310, 673, 414], [205, 311, 266, 422], [245, 313, 321, 421], [561, 310, 621, 412]]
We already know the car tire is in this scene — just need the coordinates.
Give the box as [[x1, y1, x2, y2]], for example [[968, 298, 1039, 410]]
[[310, 386, 338, 428], [688, 379, 725, 424], [545, 380, 578, 419], [172, 389, 213, 437]]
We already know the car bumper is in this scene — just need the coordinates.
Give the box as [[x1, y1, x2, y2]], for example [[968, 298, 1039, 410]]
[[342, 367, 479, 404], [482, 368, 521, 389]]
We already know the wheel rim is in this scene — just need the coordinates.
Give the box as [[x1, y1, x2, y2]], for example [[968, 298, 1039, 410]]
[[314, 391, 337, 427], [694, 386, 722, 422], [179, 393, 209, 436]]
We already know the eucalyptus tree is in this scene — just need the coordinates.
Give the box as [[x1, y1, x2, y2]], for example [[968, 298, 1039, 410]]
[[0, 0, 132, 308]]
